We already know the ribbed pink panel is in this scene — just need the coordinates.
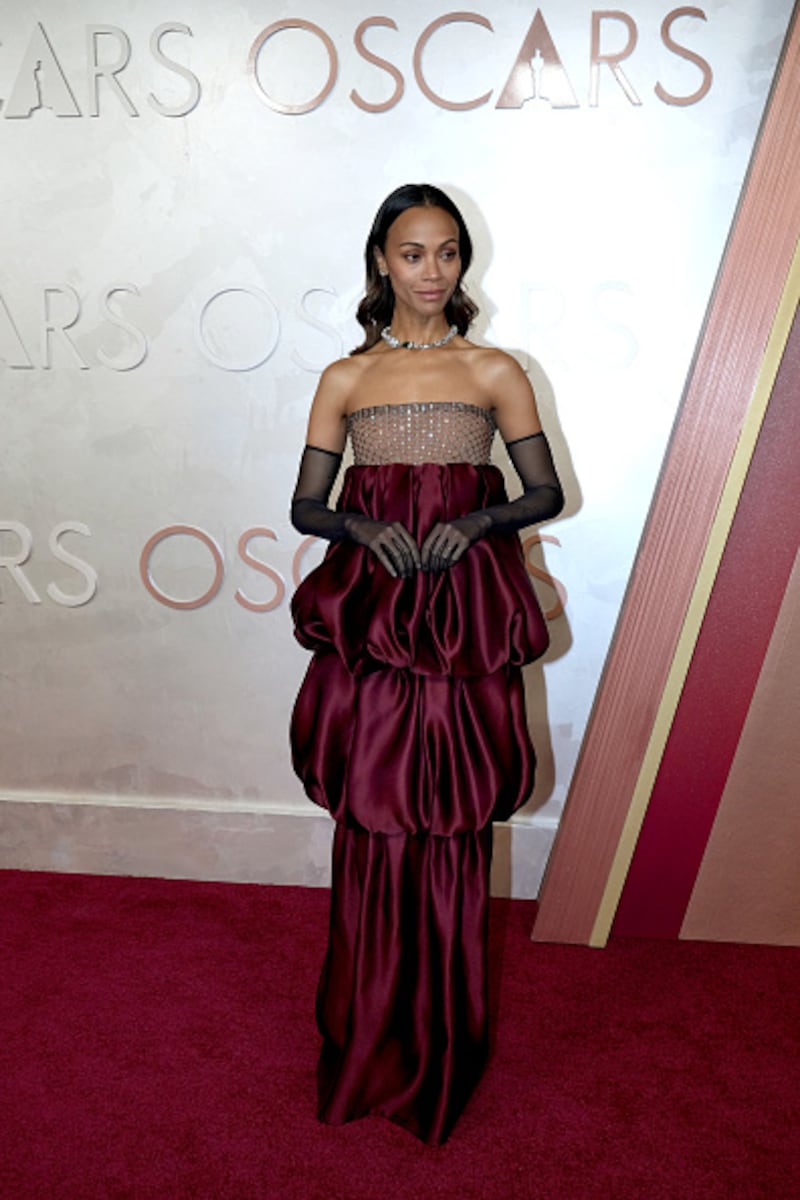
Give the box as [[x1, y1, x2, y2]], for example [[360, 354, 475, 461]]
[[533, 12, 800, 945]]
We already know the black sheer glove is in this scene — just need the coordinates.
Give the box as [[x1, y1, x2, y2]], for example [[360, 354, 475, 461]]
[[344, 515, 421, 578], [420, 511, 492, 572], [478, 430, 564, 531], [291, 444, 421, 578], [291, 444, 348, 541], [419, 431, 564, 571]]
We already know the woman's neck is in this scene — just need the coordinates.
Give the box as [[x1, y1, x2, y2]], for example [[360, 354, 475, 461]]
[[385, 313, 451, 344]]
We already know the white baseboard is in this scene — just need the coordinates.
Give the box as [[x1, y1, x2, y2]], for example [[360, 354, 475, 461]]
[[0, 792, 557, 899]]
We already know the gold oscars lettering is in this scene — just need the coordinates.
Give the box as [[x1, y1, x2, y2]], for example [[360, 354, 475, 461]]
[[0, 10, 713, 120], [1, 520, 565, 619], [248, 7, 713, 114]]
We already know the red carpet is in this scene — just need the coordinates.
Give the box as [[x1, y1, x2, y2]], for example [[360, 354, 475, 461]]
[[0, 870, 797, 1199]]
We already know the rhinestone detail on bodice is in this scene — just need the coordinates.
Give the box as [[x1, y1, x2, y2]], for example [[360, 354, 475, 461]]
[[347, 401, 496, 466]]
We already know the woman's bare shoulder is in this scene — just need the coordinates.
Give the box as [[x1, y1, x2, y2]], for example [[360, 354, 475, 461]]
[[460, 343, 528, 386], [320, 354, 369, 387], [314, 354, 372, 405]]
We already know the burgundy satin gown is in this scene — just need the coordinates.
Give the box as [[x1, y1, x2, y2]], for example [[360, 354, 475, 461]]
[[290, 402, 548, 1143]]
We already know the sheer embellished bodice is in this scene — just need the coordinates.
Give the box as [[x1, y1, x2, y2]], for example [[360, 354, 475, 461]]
[[347, 401, 495, 466]]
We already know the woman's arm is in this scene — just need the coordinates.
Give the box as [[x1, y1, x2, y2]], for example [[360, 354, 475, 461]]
[[420, 352, 563, 571], [290, 360, 350, 539], [290, 363, 421, 578]]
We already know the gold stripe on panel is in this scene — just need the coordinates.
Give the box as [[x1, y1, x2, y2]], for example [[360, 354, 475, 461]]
[[589, 242, 800, 946]]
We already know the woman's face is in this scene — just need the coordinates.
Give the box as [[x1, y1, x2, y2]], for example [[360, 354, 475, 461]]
[[375, 205, 462, 321]]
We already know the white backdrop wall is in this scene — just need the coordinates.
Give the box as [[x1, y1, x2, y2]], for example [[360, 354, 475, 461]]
[[0, 0, 793, 893]]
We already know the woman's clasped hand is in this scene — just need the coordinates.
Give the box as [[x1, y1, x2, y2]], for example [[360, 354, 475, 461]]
[[342, 512, 491, 576]]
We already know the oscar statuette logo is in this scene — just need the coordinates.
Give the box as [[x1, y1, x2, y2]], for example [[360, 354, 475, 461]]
[[248, 7, 713, 115], [0, 8, 712, 121], [0, 22, 200, 119], [0, 285, 148, 372]]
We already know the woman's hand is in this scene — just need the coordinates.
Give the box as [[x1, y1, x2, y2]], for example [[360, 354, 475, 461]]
[[344, 515, 421, 578], [420, 513, 492, 572]]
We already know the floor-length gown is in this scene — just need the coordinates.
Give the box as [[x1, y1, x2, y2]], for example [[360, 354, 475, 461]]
[[290, 401, 549, 1144]]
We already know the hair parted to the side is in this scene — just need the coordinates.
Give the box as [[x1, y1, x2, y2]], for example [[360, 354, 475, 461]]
[[350, 183, 479, 355]]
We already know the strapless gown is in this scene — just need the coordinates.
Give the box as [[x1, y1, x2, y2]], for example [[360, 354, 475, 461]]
[[290, 402, 549, 1143]]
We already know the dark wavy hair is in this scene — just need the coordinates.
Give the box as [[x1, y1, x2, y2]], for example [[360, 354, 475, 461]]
[[351, 183, 479, 355]]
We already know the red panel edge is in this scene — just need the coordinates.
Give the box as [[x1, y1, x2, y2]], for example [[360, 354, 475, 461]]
[[613, 306, 800, 938]]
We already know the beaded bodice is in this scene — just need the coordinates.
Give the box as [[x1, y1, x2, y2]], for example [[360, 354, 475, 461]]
[[348, 401, 496, 466]]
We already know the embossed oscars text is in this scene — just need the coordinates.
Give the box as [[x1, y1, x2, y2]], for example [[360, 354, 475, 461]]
[[1, 277, 639, 374], [0, 521, 566, 618], [0, 9, 712, 121], [0, 521, 98, 607], [0, 22, 200, 118], [0, 283, 346, 372], [523, 281, 639, 371]]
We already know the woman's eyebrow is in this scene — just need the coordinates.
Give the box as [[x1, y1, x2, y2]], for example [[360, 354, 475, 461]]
[[397, 238, 458, 248]]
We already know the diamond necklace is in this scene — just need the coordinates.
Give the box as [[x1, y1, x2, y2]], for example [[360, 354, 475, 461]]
[[380, 324, 458, 351]]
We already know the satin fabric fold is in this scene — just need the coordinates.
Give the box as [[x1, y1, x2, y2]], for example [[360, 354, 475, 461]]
[[291, 463, 549, 677], [290, 462, 548, 1143], [292, 651, 534, 833], [317, 824, 492, 1145]]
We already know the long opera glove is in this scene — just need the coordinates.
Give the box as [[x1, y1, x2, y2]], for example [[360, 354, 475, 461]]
[[420, 431, 564, 571], [291, 444, 421, 578]]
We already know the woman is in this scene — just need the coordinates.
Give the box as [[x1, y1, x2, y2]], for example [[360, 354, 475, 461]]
[[290, 183, 563, 1144]]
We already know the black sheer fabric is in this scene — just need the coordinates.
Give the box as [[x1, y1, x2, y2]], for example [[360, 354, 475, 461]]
[[418, 432, 563, 569], [290, 431, 563, 574], [291, 445, 420, 577], [291, 445, 346, 541]]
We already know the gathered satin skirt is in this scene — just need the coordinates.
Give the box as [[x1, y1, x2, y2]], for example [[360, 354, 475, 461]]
[[291, 462, 548, 1143]]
